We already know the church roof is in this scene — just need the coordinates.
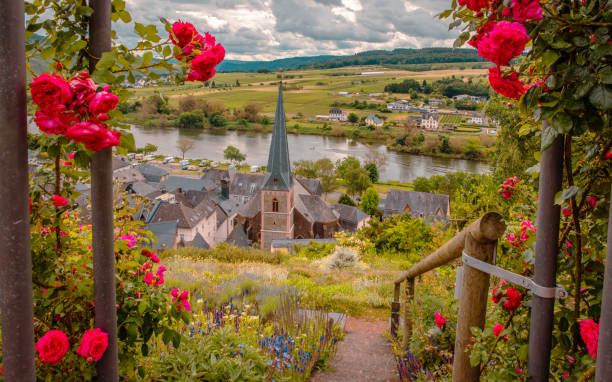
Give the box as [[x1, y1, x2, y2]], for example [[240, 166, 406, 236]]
[[295, 194, 337, 223], [264, 83, 292, 191], [382, 189, 449, 221]]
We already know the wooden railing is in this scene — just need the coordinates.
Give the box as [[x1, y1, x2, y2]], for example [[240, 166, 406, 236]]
[[390, 212, 506, 382]]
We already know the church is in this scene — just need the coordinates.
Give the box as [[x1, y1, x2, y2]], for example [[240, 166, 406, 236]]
[[235, 83, 340, 249]]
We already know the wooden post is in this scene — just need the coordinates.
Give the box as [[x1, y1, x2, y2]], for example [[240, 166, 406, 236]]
[[595, 184, 612, 381], [391, 282, 400, 337], [0, 1, 36, 380], [88, 0, 118, 380], [452, 232, 500, 382], [402, 278, 415, 349]]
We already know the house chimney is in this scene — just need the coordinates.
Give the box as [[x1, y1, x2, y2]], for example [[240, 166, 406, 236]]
[[177, 187, 182, 194], [221, 179, 229, 200]]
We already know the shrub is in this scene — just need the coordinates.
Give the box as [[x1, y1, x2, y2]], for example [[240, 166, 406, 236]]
[[176, 110, 205, 129], [163, 244, 285, 264], [338, 193, 357, 207], [209, 112, 227, 127]]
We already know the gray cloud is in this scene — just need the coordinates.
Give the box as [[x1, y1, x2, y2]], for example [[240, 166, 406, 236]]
[[116, 0, 460, 60]]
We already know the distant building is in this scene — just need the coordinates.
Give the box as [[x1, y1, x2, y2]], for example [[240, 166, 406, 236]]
[[136, 163, 169, 184], [365, 114, 383, 127], [420, 113, 439, 130], [330, 203, 370, 232], [382, 189, 450, 223], [428, 98, 445, 106], [329, 107, 348, 122], [468, 115, 484, 125], [387, 100, 414, 112]]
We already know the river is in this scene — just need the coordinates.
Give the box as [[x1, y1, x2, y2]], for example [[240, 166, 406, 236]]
[[129, 125, 490, 183]]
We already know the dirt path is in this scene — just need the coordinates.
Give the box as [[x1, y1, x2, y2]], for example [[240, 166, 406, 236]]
[[309, 317, 399, 382]]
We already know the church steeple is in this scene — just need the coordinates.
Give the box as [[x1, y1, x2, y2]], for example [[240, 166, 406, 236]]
[[264, 82, 292, 191]]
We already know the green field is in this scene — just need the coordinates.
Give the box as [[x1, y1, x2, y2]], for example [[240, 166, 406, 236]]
[[130, 64, 488, 117], [439, 114, 466, 125]]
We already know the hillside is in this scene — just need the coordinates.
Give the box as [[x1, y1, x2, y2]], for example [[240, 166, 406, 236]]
[[217, 55, 340, 72]]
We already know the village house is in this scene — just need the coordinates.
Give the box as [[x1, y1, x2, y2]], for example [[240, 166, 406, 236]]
[[329, 107, 348, 122], [386, 100, 414, 112], [381, 189, 450, 223], [330, 203, 370, 232], [420, 113, 439, 130], [365, 114, 383, 127]]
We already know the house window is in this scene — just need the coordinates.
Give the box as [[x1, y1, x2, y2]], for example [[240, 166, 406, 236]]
[[272, 198, 279, 212]]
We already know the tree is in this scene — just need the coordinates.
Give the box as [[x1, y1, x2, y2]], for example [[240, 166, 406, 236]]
[[364, 148, 388, 171], [177, 138, 195, 159], [293, 160, 317, 178], [209, 112, 227, 127], [361, 187, 380, 216], [439, 135, 451, 154], [315, 158, 337, 196], [177, 111, 205, 129], [344, 167, 371, 197], [364, 162, 379, 183], [243, 102, 262, 122], [224, 145, 246, 164], [261, 115, 270, 125], [338, 193, 357, 207], [463, 138, 482, 159], [143, 143, 158, 155], [335, 156, 361, 179], [348, 112, 359, 123]]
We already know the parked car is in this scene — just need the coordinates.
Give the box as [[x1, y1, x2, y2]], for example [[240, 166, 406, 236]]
[[210, 161, 219, 168], [179, 159, 189, 166], [250, 165, 260, 173], [163, 156, 174, 164], [143, 155, 155, 161]]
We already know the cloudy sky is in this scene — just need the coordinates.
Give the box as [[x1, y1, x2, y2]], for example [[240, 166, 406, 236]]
[[119, 0, 459, 61]]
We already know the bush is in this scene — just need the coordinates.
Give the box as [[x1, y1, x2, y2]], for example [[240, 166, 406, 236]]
[[176, 110, 205, 129], [164, 244, 284, 264], [338, 193, 357, 207], [209, 112, 227, 127]]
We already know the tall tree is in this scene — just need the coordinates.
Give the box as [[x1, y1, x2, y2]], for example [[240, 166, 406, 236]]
[[344, 167, 372, 197], [177, 138, 195, 159], [223, 145, 246, 164], [336, 156, 361, 179], [361, 187, 380, 216], [315, 158, 337, 196]]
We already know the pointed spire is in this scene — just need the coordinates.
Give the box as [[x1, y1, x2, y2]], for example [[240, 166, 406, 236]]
[[264, 82, 292, 191]]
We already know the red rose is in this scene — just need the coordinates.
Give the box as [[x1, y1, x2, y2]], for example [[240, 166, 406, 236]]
[[65, 121, 121, 151], [88, 86, 119, 117], [34, 110, 76, 136], [580, 319, 599, 359], [468, 21, 496, 49], [76, 328, 109, 362], [35, 330, 70, 365], [492, 286, 503, 303], [52, 195, 68, 207], [605, 151, 612, 160], [31, 73, 72, 113], [458, 0, 490, 12], [213, 43, 225, 64], [493, 324, 504, 336], [69, 72, 97, 113], [170, 22, 199, 48], [434, 312, 446, 329], [186, 51, 218, 82], [503, 287, 522, 310], [510, 0, 542, 23], [488, 67, 525, 100]]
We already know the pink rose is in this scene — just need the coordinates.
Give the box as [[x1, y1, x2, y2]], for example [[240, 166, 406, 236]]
[[65, 121, 121, 152], [510, 0, 543, 22], [31, 73, 72, 113], [458, 0, 490, 12], [586, 196, 597, 209], [186, 51, 218, 82], [434, 312, 446, 329], [478, 21, 530, 67], [69, 72, 97, 113], [493, 324, 504, 336], [52, 195, 68, 207], [143, 272, 156, 285], [580, 318, 599, 358], [88, 86, 119, 117], [35, 330, 70, 365], [76, 328, 108, 361], [503, 287, 522, 311], [562, 207, 572, 216]]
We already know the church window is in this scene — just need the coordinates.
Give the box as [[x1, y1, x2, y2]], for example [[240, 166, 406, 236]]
[[272, 198, 279, 212]]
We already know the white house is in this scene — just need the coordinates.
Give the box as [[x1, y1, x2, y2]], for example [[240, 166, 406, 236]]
[[329, 107, 348, 122], [420, 113, 439, 130], [365, 114, 383, 127], [387, 100, 414, 112]]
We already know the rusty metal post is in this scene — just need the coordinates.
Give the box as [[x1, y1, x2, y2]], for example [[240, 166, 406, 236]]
[[595, 184, 612, 381], [89, 0, 118, 380], [527, 123, 563, 382], [0, 1, 36, 380], [452, 231, 500, 382], [402, 278, 415, 349], [391, 282, 400, 337]]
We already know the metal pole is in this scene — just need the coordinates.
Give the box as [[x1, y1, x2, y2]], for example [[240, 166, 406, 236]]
[[527, 122, 564, 381], [89, 0, 118, 380], [0, 1, 36, 380], [595, 184, 612, 381], [452, 232, 498, 382]]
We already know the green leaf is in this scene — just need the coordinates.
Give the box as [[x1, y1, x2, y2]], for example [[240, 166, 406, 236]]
[[454, 32, 470, 48], [70, 40, 87, 53], [162, 45, 171, 58], [112, 0, 126, 11], [518, 344, 529, 361], [119, 10, 132, 23], [141, 343, 148, 356], [74, 150, 91, 168], [126, 324, 138, 341], [40, 46, 55, 60], [550, 39, 572, 49], [541, 125, 559, 150], [554, 186, 579, 205], [142, 51, 153, 66], [75, 5, 94, 16], [134, 22, 146, 37], [438, 9, 452, 18], [600, 67, 612, 85], [96, 51, 116, 70], [541, 51, 559, 66], [551, 112, 573, 134], [523, 85, 542, 111], [545, 75, 556, 90], [162, 328, 172, 345], [138, 301, 148, 314], [588, 84, 612, 111]]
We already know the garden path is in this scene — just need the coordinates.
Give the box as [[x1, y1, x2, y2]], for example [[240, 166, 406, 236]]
[[309, 317, 399, 382]]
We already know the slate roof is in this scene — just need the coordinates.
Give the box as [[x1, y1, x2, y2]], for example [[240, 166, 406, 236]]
[[146, 220, 178, 250], [382, 189, 449, 221], [114, 167, 146, 184], [202, 169, 229, 185], [422, 112, 439, 121], [330, 203, 370, 231], [236, 192, 261, 218], [366, 114, 382, 125], [264, 83, 292, 191], [329, 107, 344, 114], [160, 175, 212, 193], [226, 225, 251, 247], [295, 194, 337, 223], [215, 205, 227, 228], [230, 173, 266, 196], [112, 157, 130, 171], [296, 177, 323, 196], [126, 181, 158, 197], [148, 199, 216, 229], [136, 163, 169, 183], [185, 232, 210, 249]]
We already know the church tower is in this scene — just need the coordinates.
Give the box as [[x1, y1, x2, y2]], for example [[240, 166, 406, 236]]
[[261, 83, 294, 250]]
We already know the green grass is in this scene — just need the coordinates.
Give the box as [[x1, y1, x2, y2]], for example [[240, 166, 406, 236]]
[[439, 114, 466, 125]]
